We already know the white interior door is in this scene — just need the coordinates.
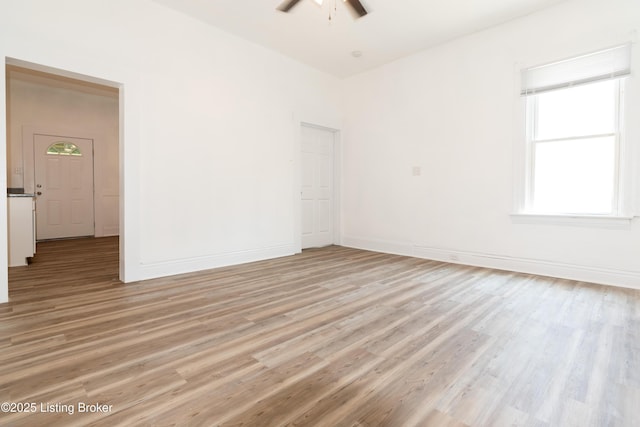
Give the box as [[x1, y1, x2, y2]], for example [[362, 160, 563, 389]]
[[301, 125, 334, 249], [34, 134, 95, 240]]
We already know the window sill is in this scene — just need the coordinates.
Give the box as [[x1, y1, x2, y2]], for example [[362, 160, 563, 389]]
[[510, 213, 635, 228]]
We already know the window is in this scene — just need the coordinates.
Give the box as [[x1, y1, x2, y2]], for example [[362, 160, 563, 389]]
[[46, 141, 83, 156], [520, 45, 631, 217]]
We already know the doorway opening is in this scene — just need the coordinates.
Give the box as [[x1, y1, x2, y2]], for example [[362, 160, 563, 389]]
[[5, 60, 122, 287]]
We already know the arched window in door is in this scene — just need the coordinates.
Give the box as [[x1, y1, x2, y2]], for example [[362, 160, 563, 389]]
[[46, 141, 83, 156]]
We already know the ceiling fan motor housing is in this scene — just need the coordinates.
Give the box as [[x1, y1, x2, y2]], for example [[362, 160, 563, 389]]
[[277, 0, 368, 18]]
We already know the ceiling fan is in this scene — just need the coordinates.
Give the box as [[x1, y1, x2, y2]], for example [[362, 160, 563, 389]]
[[277, 0, 368, 18]]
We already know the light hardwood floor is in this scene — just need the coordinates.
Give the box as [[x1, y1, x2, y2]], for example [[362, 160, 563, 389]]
[[1, 237, 639, 426]]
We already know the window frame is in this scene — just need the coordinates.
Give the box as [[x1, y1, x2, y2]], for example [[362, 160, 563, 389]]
[[523, 79, 625, 216]]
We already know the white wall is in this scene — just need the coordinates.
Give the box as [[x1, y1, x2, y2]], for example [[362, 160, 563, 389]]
[[341, 0, 640, 288], [6, 71, 120, 236], [0, 0, 343, 302]]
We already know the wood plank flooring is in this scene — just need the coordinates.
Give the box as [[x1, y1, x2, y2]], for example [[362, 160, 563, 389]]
[[1, 237, 639, 426]]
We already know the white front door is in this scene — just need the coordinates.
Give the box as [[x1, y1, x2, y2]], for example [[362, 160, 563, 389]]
[[301, 125, 334, 249], [34, 134, 95, 240]]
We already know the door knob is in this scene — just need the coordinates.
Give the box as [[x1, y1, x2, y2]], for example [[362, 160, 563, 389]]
[[36, 192, 42, 196]]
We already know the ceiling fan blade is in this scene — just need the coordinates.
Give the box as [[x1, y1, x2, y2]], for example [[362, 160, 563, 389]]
[[345, 0, 368, 17], [277, 0, 303, 12]]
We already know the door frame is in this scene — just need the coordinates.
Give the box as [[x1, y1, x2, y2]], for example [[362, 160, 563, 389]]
[[294, 122, 342, 253]]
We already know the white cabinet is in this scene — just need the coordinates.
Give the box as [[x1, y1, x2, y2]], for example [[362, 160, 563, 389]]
[[8, 195, 36, 267]]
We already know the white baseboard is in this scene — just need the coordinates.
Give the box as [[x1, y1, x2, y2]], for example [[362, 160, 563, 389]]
[[95, 227, 120, 238], [341, 236, 416, 258], [342, 236, 640, 290], [135, 244, 296, 281]]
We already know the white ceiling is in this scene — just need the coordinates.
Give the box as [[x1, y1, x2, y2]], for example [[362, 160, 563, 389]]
[[153, 0, 567, 78]]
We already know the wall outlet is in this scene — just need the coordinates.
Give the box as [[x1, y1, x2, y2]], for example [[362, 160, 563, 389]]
[[412, 166, 421, 176], [14, 167, 23, 175], [449, 254, 459, 261]]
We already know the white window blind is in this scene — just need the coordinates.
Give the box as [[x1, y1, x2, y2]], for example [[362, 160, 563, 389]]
[[521, 44, 631, 96]]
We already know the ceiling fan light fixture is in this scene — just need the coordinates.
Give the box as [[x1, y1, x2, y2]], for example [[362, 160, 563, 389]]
[[277, 0, 367, 18]]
